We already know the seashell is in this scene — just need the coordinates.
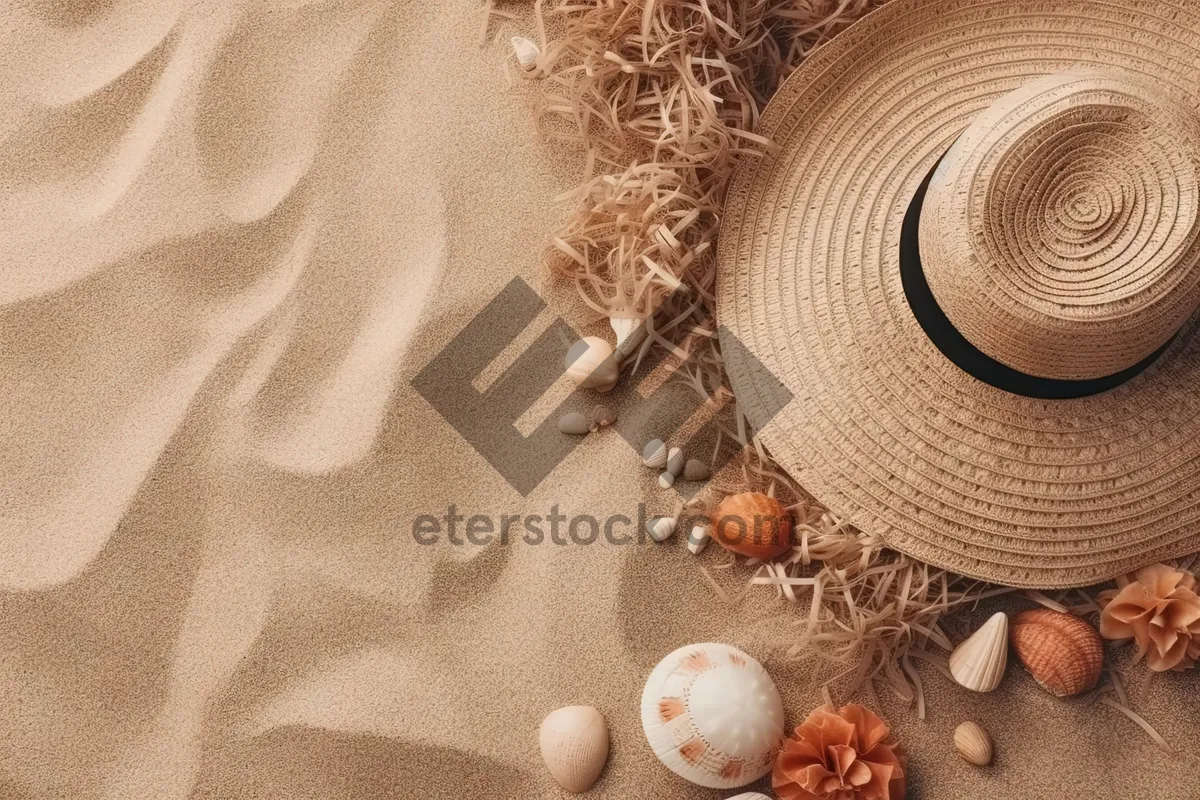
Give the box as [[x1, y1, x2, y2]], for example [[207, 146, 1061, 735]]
[[511, 36, 539, 70], [646, 516, 676, 542], [686, 523, 711, 555], [658, 471, 676, 489], [725, 795, 773, 800], [642, 439, 668, 469], [565, 337, 619, 392], [949, 612, 1008, 693], [1009, 608, 1103, 697], [609, 315, 647, 360], [665, 447, 685, 477], [682, 459, 710, 482], [557, 412, 591, 435], [539, 705, 608, 792], [710, 492, 793, 560], [953, 721, 994, 766], [641, 642, 784, 788], [591, 404, 617, 428]]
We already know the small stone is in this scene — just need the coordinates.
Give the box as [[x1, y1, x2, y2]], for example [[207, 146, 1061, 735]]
[[682, 459, 711, 481], [658, 471, 676, 489], [557, 412, 591, 435], [687, 523, 711, 555]]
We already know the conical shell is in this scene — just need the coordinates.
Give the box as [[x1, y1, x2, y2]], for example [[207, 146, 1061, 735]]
[[609, 315, 647, 360], [642, 439, 668, 469], [1009, 608, 1103, 697], [511, 36, 539, 69], [539, 705, 608, 793], [687, 523, 711, 555], [641, 643, 784, 789], [953, 721, 993, 766], [949, 612, 1008, 692], [682, 459, 711, 481], [646, 516, 676, 542]]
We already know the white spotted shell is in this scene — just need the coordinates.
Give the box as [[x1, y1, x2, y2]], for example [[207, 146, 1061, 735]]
[[641, 643, 784, 788], [539, 705, 608, 792]]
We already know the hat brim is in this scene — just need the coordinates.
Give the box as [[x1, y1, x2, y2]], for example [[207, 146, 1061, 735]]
[[717, 0, 1200, 587]]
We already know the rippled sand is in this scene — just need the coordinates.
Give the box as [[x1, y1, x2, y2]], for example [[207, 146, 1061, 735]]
[[0, 1, 1195, 797]]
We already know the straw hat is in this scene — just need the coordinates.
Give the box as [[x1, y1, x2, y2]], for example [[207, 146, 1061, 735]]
[[717, 0, 1200, 587]]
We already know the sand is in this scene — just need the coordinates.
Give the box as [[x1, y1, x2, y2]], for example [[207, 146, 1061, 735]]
[[0, 0, 1197, 797]]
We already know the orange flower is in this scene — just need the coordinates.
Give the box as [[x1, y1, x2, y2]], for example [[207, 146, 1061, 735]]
[[1100, 563, 1200, 672], [772, 703, 905, 800]]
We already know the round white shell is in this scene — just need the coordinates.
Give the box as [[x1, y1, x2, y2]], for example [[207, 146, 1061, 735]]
[[725, 794, 774, 800], [640, 643, 784, 789]]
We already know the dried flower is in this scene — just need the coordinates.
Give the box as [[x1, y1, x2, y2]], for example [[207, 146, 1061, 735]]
[[1100, 563, 1200, 671], [773, 703, 905, 800]]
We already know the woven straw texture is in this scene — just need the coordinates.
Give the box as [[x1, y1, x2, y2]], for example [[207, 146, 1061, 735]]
[[717, 0, 1200, 588], [922, 72, 1200, 380]]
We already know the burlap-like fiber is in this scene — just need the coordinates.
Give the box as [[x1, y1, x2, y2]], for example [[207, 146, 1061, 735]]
[[717, 0, 1200, 588]]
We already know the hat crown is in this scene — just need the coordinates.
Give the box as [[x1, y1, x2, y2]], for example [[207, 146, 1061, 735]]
[[919, 72, 1200, 381]]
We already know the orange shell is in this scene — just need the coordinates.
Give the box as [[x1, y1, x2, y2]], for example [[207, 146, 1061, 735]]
[[710, 492, 792, 560], [1009, 608, 1103, 697]]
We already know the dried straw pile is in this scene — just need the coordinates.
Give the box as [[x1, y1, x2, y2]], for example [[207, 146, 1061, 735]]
[[486, 0, 1173, 740]]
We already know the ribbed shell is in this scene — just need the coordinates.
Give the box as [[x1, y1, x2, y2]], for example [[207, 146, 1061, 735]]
[[1009, 609, 1103, 697], [948, 612, 1008, 692], [710, 492, 793, 560], [953, 721, 993, 766], [642, 439, 668, 469], [665, 447, 685, 477], [539, 706, 609, 793]]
